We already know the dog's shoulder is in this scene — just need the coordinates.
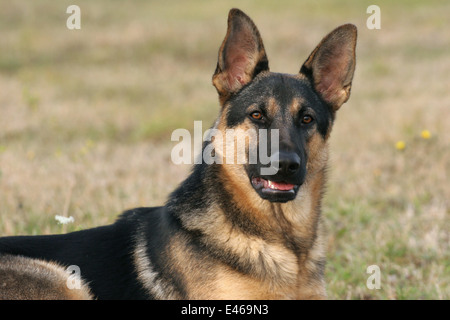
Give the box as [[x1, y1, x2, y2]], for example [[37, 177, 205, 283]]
[[116, 206, 164, 223]]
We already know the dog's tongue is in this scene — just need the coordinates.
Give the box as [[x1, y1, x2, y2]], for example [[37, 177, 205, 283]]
[[252, 177, 295, 191], [266, 180, 295, 191]]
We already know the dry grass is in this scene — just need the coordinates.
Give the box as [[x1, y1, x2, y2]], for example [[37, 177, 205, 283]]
[[0, 0, 448, 299]]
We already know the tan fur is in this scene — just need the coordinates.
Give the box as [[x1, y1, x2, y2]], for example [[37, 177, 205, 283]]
[[183, 170, 329, 299], [133, 231, 182, 300], [0, 255, 93, 300], [211, 265, 296, 299], [289, 97, 304, 116], [266, 97, 281, 119], [169, 206, 301, 299], [214, 119, 272, 222]]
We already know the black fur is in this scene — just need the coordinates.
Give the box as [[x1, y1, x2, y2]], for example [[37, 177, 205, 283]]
[[226, 73, 332, 138], [0, 208, 151, 299]]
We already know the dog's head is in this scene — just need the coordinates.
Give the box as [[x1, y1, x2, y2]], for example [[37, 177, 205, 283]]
[[211, 9, 357, 203]]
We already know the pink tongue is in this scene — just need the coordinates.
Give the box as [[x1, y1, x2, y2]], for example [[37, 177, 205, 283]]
[[264, 180, 295, 191]]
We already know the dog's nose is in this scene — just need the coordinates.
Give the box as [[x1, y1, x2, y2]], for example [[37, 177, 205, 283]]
[[272, 152, 301, 177]]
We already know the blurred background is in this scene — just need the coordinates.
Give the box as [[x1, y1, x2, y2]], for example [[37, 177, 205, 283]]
[[0, 0, 448, 299]]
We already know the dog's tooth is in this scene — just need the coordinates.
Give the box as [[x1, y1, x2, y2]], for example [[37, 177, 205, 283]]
[[268, 180, 276, 190]]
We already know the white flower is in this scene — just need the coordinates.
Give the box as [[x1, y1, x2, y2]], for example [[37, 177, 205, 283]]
[[55, 215, 75, 225]]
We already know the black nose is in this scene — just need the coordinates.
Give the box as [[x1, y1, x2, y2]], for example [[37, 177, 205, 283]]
[[272, 152, 301, 177]]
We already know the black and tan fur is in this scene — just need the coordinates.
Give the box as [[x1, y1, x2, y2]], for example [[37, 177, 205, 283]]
[[0, 254, 92, 300], [0, 9, 356, 300]]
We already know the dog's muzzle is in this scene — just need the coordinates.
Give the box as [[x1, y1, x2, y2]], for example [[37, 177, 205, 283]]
[[250, 151, 303, 203]]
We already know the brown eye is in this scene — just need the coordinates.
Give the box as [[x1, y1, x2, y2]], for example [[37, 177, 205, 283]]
[[302, 115, 313, 124], [250, 111, 263, 120]]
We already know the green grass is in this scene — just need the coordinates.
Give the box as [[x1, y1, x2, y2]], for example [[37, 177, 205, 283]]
[[0, 0, 449, 300]]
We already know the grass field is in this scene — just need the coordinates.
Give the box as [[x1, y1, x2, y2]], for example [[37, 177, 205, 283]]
[[0, 0, 448, 299]]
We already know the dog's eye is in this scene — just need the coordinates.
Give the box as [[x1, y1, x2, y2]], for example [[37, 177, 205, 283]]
[[250, 111, 263, 120], [301, 115, 313, 124]]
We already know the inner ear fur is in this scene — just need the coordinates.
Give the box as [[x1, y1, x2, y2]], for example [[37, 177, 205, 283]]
[[212, 8, 269, 105], [300, 24, 357, 111]]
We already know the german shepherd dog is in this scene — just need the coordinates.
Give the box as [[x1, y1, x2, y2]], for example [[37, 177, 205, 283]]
[[0, 9, 356, 300]]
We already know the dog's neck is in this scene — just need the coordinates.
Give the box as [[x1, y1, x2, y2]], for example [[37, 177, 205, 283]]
[[167, 161, 327, 266]]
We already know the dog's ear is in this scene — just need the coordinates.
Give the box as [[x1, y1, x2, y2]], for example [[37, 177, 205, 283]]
[[300, 24, 357, 111], [213, 9, 269, 105]]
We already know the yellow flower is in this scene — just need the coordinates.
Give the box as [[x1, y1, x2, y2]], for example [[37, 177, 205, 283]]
[[421, 130, 431, 139], [395, 141, 406, 150]]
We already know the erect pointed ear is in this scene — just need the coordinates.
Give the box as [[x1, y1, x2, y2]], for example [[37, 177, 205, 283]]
[[300, 24, 357, 111], [212, 9, 269, 105]]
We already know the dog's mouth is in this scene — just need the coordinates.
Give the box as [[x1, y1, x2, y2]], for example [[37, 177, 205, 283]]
[[251, 177, 296, 191], [251, 176, 299, 202]]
